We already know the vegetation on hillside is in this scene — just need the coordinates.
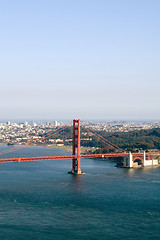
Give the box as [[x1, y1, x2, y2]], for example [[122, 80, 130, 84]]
[[43, 127, 160, 153]]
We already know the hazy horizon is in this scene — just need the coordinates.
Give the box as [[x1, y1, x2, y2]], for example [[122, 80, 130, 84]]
[[0, 118, 160, 124]]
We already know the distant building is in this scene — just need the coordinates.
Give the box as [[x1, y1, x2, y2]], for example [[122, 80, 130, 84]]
[[46, 122, 50, 127], [54, 121, 58, 127], [30, 121, 37, 127], [19, 123, 24, 128], [24, 122, 28, 126]]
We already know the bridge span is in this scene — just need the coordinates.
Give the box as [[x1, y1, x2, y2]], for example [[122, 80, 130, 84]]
[[0, 153, 129, 163], [0, 119, 159, 174]]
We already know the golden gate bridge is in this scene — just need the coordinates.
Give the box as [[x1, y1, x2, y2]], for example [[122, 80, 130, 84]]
[[0, 119, 159, 174]]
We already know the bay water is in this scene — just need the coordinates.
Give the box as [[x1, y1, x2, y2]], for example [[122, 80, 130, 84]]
[[0, 146, 160, 240]]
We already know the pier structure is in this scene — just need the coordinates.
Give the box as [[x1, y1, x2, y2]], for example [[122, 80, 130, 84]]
[[122, 151, 159, 168]]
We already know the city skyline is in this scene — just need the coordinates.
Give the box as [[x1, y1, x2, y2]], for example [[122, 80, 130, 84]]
[[0, 0, 160, 120]]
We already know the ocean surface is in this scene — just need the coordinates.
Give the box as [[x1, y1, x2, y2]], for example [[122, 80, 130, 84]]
[[0, 145, 160, 240]]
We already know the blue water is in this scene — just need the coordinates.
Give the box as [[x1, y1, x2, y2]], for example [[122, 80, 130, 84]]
[[0, 146, 160, 240]]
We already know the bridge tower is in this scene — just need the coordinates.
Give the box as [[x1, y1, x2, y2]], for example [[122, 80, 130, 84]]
[[68, 119, 85, 175]]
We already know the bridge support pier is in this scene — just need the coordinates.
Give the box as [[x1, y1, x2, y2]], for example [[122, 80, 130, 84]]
[[123, 152, 133, 168], [129, 152, 133, 168], [68, 119, 85, 175]]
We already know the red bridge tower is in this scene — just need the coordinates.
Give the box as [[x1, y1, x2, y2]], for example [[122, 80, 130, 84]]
[[68, 119, 85, 175]]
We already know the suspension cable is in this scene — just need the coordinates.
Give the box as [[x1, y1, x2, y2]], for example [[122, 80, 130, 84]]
[[81, 122, 124, 152], [83, 127, 116, 149], [0, 123, 71, 156]]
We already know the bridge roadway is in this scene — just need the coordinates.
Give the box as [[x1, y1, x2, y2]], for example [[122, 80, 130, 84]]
[[0, 152, 158, 163]]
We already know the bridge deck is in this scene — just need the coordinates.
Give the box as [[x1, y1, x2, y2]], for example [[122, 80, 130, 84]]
[[0, 152, 159, 163]]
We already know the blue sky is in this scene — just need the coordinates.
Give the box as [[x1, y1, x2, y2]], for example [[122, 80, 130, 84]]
[[0, 0, 160, 120]]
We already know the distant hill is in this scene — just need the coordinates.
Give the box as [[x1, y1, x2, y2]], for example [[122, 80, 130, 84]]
[[80, 128, 160, 153], [43, 127, 160, 153]]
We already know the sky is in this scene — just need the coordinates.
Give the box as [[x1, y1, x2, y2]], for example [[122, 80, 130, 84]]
[[0, 0, 160, 121]]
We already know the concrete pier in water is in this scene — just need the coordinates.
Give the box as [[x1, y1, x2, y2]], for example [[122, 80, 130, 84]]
[[122, 151, 159, 168]]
